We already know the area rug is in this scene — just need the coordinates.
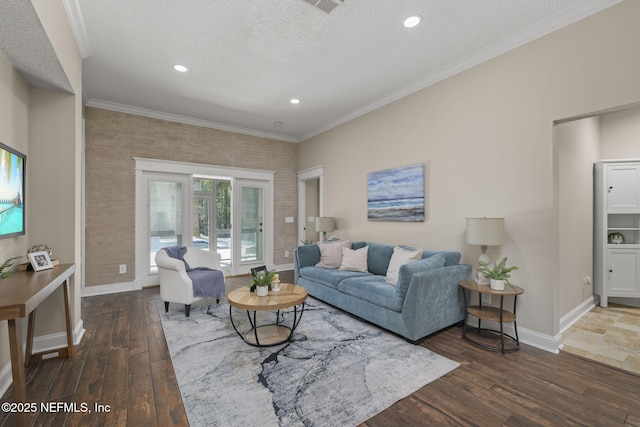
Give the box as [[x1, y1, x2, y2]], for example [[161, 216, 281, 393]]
[[158, 296, 459, 427]]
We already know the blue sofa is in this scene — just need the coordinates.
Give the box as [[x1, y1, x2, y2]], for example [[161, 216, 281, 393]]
[[294, 241, 472, 343]]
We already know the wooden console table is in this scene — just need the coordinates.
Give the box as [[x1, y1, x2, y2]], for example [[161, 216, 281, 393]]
[[0, 263, 75, 427]]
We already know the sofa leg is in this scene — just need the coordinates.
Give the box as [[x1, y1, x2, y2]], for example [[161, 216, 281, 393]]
[[185, 304, 191, 317], [164, 301, 169, 313]]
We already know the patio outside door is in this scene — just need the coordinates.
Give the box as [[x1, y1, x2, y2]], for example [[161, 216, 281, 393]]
[[141, 173, 189, 286], [234, 179, 268, 275]]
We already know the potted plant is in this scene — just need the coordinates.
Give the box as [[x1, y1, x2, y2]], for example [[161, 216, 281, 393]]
[[249, 269, 277, 296], [478, 257, 518, 291], [0, 256, 23, 279]]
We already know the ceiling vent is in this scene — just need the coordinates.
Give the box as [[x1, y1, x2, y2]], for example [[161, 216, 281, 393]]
[[302, 0, 344, 14]]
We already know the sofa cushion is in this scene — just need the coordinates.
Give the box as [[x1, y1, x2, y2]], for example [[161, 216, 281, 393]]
[[339, 246, 369, 272], [396, 253, 446, 299], [386, 246, 423, 285], [299, 266, 370, 289], [316, 239, 352, 268], [366, 242, 395, 275], [422, 250, 461, 266], [338, 276, 404, 312], [351, 241, 367, 250]]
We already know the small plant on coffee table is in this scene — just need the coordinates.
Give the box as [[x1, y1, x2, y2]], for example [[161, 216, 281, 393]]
[[249, 269, 277, 292]]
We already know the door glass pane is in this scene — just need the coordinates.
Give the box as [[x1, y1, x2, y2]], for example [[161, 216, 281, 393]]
[[149, 180, 183, 272], [192, 197, 210, 250], [217, 181, 232, 271], [241, 186, 263, 263]]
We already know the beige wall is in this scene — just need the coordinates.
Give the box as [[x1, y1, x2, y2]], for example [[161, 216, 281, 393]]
[[84, 107, 298, 287], [298, 1, 640, 338], [556, 117, 600, 318], [0, 50, 30, 382], [0, 1, 82, 380], [600, 106, 640, 159]]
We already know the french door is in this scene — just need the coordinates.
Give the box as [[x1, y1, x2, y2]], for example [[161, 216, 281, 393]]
[[234, 179, 269, 275], [139, 172, 189, 286], [193, 179, 231, 274], [135, 160, 273, 285]]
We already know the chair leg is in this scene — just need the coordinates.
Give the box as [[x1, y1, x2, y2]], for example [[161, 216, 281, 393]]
[[185, 304, 191, 317], [216, 298, 220, 304], [164, 301, 169, 313]]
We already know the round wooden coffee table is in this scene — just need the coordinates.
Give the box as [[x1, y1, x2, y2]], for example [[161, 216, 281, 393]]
[[227, 283, 308, 347]]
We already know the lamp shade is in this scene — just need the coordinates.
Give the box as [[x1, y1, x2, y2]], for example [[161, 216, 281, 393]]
[[315, 217, 335, 233], [466, 217, 505, 246]]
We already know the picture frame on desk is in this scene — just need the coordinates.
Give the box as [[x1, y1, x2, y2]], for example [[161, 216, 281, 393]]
[[28, 250, 53, 271]]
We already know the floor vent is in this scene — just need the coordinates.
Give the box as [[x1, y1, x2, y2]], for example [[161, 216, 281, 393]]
[[302, 0, 344, 14]]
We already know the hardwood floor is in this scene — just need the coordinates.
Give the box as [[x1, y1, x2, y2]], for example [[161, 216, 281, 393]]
[[2, 271, 640, 426]]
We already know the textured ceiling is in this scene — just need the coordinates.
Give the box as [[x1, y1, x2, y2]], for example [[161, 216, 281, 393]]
[[0, 1, 72, 93], [67, 0, 620, 142]]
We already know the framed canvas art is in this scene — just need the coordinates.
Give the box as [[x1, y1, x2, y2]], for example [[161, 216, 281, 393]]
[[367, 164, 425, 222], [0, 142, 25, 239]]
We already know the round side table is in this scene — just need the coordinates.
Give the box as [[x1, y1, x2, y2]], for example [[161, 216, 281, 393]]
[[459, 279, 524, 355]]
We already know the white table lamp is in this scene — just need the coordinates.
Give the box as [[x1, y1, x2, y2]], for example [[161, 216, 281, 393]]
[[315, 217, 335, 242], [466, 217, 505, 284]]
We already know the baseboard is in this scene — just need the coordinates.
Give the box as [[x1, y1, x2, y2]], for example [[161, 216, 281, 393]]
[[81, 280, 140, 297], [465, 318, 561, 354], [275, 263, 294, 272], [608, 296, 640, 307], [0, 319, 85, 398], [559, 296, 595, 334], [0, 360, 12, 401], [519, 327, 562, 354]]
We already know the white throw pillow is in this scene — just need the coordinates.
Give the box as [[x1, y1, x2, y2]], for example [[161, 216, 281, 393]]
[[385, 246, 423, 285], [316, 239, 352, 269], [339, 246, 369, 272]]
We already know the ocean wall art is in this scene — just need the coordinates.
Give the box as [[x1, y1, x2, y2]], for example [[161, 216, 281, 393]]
[[367, 164, 425, 222]]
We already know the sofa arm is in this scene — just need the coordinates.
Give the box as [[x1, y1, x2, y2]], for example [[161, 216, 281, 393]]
[[401, 264, 472, 339], [294, 244, 321, 282], [155, 252, 187, 272]]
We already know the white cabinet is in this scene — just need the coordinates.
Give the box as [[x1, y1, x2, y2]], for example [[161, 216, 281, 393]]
[[594, 161, 640, 307], [607, 248, 640, 296], [607, 164, 640, 211]]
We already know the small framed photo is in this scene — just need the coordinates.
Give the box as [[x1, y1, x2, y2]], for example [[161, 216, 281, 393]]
[[28, 251, 53, 271]]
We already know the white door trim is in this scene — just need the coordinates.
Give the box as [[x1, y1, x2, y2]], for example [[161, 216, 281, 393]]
[[134, 158, 275, 284], [297, 165, 324, 244]]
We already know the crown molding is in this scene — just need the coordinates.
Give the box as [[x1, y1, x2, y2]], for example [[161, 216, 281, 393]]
[[63, 0, 93, 58], [85, 99, 299, 143], [299, 0, 624, 142]]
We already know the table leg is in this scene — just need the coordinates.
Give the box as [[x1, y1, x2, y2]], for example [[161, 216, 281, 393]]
[[251, 311, 260, 346], [8, 319, 29, 427], [25, 310, 36, 366], [499, 296, 505, 355], [462, 289, 469, 339], [63, 279, 73, 358]]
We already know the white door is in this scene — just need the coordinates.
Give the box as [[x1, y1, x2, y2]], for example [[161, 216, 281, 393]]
[[139, 172, 190, 287], [233, 179, 270, 275]]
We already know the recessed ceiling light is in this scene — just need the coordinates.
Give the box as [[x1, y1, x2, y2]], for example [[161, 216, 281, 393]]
[[290, 98, 301, 105], [173, 64, 188, 72], [403, 15, 422, 28]]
